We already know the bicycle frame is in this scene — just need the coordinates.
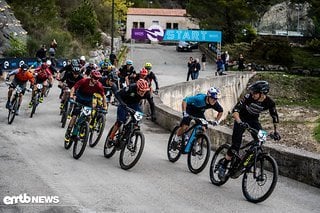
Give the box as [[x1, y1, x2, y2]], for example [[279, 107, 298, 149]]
[[183, 118, 207, 153], [72, 105, 92, 136]]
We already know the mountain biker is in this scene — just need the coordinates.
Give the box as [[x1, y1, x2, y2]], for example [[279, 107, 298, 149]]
[[218, 80, 281, 179], [65, 70, 107, 141], [29, 63, 53, 107], [174, 87, 224, 143], [82, 60, 98, 77], [5, 64, 35, 115], [134, 68, 156, 121], [144, 62, 159, 94], [99, 71, 119, 104], [46, 60, 58, 77], [106, 79, 150, 147], [58, 65, 83, 109], [118, 59, 135, 88]]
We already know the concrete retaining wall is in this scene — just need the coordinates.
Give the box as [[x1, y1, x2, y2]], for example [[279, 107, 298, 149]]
[[153, 73, 320, 188]]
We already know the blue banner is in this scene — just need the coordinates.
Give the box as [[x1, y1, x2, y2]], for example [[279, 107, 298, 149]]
[[163, 30, 222, 42], [0, 58, 67, 70]]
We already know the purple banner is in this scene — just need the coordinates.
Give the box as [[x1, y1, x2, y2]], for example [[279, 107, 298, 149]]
[[131, 29, 147, 40]]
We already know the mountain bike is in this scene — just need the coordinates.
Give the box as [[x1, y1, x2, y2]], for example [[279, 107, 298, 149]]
[[64, 100, 92, 159], [209, 125, 278, 203], [5, 82, 30, 124], [104, 107, 145, 170], [88, 106, 107, 147], [167, 116, 213, 174], [60, 86, 73, 128], [30, 83, 44, 118]]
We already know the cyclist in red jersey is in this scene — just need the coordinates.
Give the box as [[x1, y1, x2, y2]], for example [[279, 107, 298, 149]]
[[65, 70, 107, 140]]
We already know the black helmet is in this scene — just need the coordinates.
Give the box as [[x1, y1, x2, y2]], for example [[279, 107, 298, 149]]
[[72, 66, 81, 74], [108, 71, 118, 81], [21, 64, 28, 71], [71, 59, 79, 68], [248, 80, 270, 94]]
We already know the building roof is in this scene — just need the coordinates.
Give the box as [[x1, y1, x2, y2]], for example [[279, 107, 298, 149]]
[[127, 8, 186, 17]]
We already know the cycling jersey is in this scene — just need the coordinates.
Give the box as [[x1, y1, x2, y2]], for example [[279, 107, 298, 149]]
[[183, 94, 223, 118], [232, 93, 279, 123], [73, 78, 105, 105], [60, 71, 83, 89], [8, 68, 34, 85], [34, 67, 52, 82], [116, 84, 151, 106]]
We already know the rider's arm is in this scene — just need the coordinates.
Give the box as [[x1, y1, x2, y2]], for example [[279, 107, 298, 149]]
[[232, 94, 249, 123], [150, 72, 159, 90], [7, 69, 19, 78]]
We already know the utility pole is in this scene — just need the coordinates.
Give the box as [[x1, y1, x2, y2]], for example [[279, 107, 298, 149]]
[[111, 0, 115, 54]]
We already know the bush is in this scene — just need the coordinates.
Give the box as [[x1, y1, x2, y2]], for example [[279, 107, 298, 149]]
[[4, 35, 27, 57], [306, 38, 320, 51]]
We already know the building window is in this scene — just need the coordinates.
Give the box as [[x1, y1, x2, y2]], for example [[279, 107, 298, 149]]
[[139, 22, 145, 28], [133, 22, 138, 29], [173, 23, 179, 29], [166, 23, 172, 29], [152, 20, 159, 25]]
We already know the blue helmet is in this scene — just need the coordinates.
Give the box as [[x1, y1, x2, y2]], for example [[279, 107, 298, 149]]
[[126, 59, 133, 65], [207, 87, 220, 99]]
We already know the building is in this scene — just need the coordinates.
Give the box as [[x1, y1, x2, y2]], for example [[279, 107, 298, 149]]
[[126, 8, 199, 41]]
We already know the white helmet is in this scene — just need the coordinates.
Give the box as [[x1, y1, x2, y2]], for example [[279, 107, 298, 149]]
[[46, 60, 52, 66], [80, 56, 86, 61], [207, 87, 220, 100]]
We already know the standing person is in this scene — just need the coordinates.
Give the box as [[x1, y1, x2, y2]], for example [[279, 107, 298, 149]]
[[109, 52, 117, 67], [191, 58, 201, 80], [35, 44, 47, 61], [224, 51, 230, 71], [217, 81, 281, 179], [216, 55, 225, 75], [48, 39, 58, 66], [144, 62, 159, 94], [201, 53, 207, 71], [238, 54, 245, 71], [186, 57, 194, 81]]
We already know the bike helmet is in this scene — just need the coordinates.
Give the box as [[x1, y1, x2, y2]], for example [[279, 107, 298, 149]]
[[90, 70, 102, 79], [207, 87, 220, 100], [71, 59, 79, 67], [140, 68, 148, 77], [72, 66, 81, 74], [126, 59, 133, 65], [108, 71, 119, 82], [21, 64, 28, 71], [80, 55, 86, 61], [248, 80, 270, 94], [46, 60, 52, 66], [137, 79, 150, 92], [145, 62, 152, 70]]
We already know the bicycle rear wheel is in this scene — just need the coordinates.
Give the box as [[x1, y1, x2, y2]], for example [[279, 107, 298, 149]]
[[103, 128, 117, 158], [119, 130, 145, 170], [61, 101, 70, 128], [167, 126, 182, 162], [89, 115, 106, 147], [209, 144, 230, 186], [73, 122, 89, 159], [187, 133, 210, 174], [242, 154, 278, 203], [8, 97, 18, 124]]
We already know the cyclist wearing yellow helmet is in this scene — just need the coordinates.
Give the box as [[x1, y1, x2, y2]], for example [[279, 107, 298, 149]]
[[144, 62, 159, 94]]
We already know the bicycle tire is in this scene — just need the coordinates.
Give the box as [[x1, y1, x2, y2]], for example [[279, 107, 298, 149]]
[[64, 128, 73, 150], [89, 114, 106, 147], [73, 122, 89, 159], [209, 143, 230, 186], [103, 128, 117, 158], [119, 130, 145, 170], [242, 154, 278, 203], [44, 87, 50, 97], [7, 97, 17, 124], [167, 126, 182, 162], [187, 133, 210, 174], [30, 94, 38, 118]]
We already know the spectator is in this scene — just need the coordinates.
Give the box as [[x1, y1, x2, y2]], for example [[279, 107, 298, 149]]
[[35, 44, 47, 61], [216, 55, 225, 75], [48, 39, 58, 66], [238, 54, 245, 71], [201, 53, 207, 71], [192, 58, 201, 80], [186, 56, 194, 81], [109, 52, 117, 67], [224, 51, 230, 71]]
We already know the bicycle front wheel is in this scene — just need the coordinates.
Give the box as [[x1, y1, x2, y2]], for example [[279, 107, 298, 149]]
[[242, 154, 278, 203], [73, 122, 89, 159], [167, 126, 182, 162], [187, 133, 210, 174], [209, 144, 230, 186], [30, 94, 39, 118], [89, 115, 106, 147], [103, 128, 117, 158], [119, 131, 145, 170], [61, 101, 70, 128], [8, 97, 18, 124]]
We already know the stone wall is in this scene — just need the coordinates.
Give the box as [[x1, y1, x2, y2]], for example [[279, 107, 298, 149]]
[[153, 73, 320, 188]]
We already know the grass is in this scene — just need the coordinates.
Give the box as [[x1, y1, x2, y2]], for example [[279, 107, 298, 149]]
[[291, 47, 320, 69], [315, 120, 320, 142]]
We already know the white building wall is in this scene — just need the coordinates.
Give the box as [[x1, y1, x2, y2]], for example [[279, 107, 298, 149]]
[[126, 15, 199, 39]]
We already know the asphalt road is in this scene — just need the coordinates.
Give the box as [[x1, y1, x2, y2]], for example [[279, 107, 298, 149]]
[[0, 44, 319, 213]]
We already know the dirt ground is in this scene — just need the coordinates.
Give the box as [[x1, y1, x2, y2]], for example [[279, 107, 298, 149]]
[[260, 106, 320, 154]]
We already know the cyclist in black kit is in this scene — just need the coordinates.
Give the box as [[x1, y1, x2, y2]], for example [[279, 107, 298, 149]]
[[218, 80, 281, 178]]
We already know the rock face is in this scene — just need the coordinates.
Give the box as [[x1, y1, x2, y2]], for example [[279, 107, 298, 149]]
[[0, 0, 27, 57], [258, 2, 314, 36]]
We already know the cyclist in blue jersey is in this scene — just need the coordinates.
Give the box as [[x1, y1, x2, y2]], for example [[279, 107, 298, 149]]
[[174, 87, 224, 142]]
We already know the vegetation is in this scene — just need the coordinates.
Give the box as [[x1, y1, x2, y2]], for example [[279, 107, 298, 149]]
[[4, 35, 27, 57]]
